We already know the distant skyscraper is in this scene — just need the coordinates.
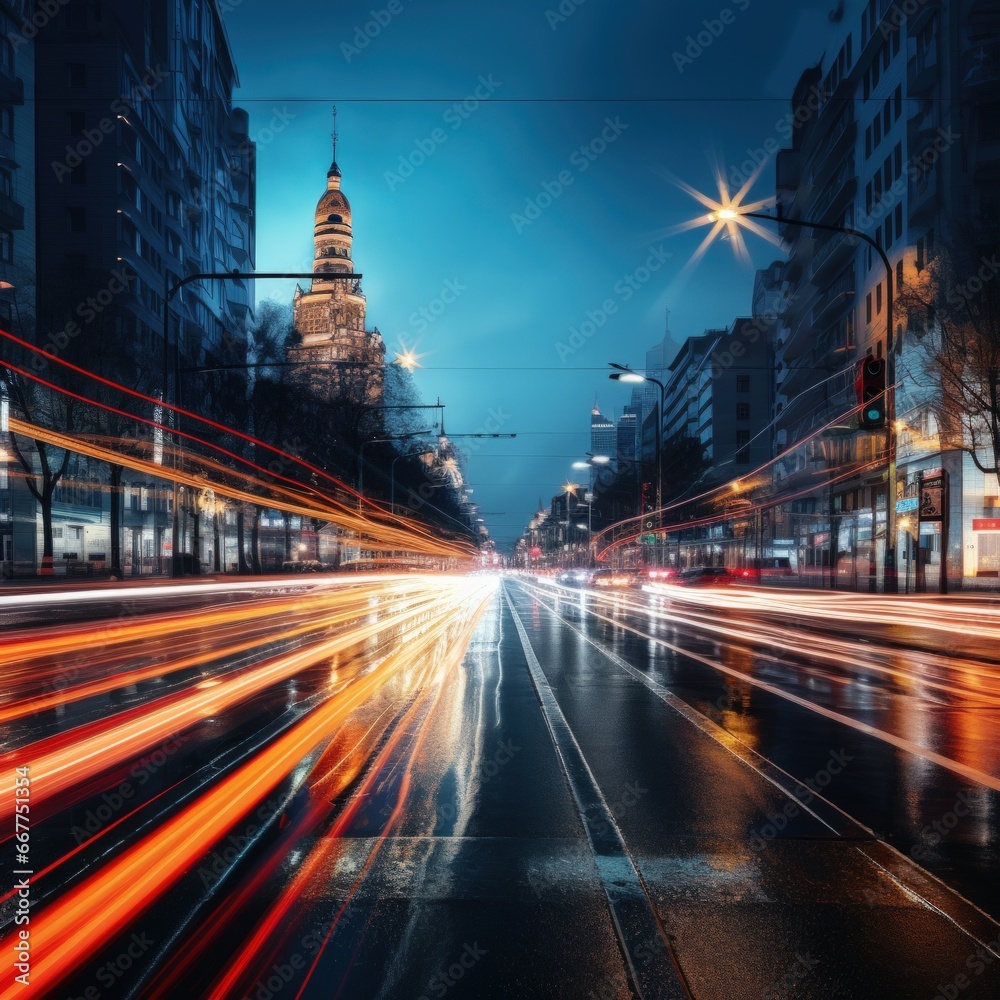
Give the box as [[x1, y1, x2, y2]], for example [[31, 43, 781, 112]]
[[289, 113, 385, 403], [590, 402, 615, 485]]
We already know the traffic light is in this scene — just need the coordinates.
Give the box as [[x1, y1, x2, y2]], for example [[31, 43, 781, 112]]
[[856, 357, 886, 430]]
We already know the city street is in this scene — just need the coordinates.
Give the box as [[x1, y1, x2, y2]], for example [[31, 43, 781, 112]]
[[1, 575, 998, 998]]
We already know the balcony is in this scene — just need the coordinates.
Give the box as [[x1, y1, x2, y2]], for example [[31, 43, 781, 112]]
[[809, 230, 855, 284], [812, 177, 857, 227], [0, 190, 24, 230]]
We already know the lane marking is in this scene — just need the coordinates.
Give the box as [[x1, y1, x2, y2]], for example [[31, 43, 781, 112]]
[[516, 581, 1000, 959], [504, 584, 691, 1000], [521, 581, 1000, 794]]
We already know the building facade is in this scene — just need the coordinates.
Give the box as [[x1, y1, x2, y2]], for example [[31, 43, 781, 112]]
[[769, 0, 1000, 591], [5, 0, 256, 576], [289, 137, 385, 403]]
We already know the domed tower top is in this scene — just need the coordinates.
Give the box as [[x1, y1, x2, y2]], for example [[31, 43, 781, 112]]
[[312, 107, 355, 288]]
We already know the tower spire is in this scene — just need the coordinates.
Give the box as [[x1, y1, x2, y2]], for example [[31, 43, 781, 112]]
[[331, 105, 338, 163]]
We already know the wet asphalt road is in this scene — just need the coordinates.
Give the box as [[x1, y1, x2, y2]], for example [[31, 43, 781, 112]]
[[4, 574, 1000, 999]]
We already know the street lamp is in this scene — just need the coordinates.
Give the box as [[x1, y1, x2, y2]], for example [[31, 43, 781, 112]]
[[709, 207, 898, 592], [609, 363, 666, 514]]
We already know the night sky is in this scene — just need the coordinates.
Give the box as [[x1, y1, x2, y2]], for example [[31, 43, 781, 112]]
[[223, 0, 835, 546]]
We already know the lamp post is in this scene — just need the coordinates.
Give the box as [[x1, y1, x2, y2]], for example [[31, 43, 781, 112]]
[[608, 365, 666, 513], [562, 481, 578, 567], [713, 208, 898, 593], [162, 269, 363, 578]]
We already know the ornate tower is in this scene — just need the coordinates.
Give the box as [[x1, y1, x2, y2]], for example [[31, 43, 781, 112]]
[[290, 110, 385, 402]]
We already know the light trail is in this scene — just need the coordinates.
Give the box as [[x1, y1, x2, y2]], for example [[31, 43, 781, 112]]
[[522, 581, 1000, 789], [8, 415, 470, 561], [0, 580, 455, 722], [204, 600, 488, 999], [0, 580, 483, 821], [0, 577, 496, 999]]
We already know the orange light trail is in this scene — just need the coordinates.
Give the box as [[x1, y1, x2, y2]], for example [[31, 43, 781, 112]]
[[0, 577, 496, 1000]]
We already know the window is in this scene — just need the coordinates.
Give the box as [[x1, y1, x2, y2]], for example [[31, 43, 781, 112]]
[[735, 430, 751, 465], [0, 38, 12, 73], [736, 375, 750, 393], [71, 161, 86, 185], [866, 292, 873, 324], [865, 126, 872, 158], [876, 282, 883, 315], [0, 168, 11, 197], [68, 207, 86, 232], [68, 110, 85, 135], [894, 85, 902, 121], [0, 228, 11, 264], [895, 204, 903, 240], [0, 105, 12, 138], [884, 218, 892, 248], [897, 259, 904, 290], [736, 402, 750, 420], [894, 143, 902, 178], [916, 237, 925, 272], [68, 63, 86, 88], [883, 99, 890, 135], [874, 115, 881, 147]]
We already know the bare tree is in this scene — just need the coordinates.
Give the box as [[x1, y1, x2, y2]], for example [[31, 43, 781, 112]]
[[897, 230, 1000, 479]]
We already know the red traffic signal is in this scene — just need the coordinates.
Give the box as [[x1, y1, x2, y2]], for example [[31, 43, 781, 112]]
[[855, 357, 886, 430]]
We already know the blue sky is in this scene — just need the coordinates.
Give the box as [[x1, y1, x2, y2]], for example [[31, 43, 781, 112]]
[[223, 0, 834, 546]]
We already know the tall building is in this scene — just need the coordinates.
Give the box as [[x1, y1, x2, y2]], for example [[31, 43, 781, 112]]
[[770, 0, 1000, 590], [21, 0, 255, 576], [289, 118, 385, 403], [35, 0, 255, 377], [0, 0, 33, 573], [589, 402, 615, 485]]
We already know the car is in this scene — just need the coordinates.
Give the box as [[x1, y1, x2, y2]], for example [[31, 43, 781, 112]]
[[632, 566, 678, 586], [556, 569, 592, 587], [736, 557, 796, 583], [676, 566, 733, 586], [590, 568, 633, 588]]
